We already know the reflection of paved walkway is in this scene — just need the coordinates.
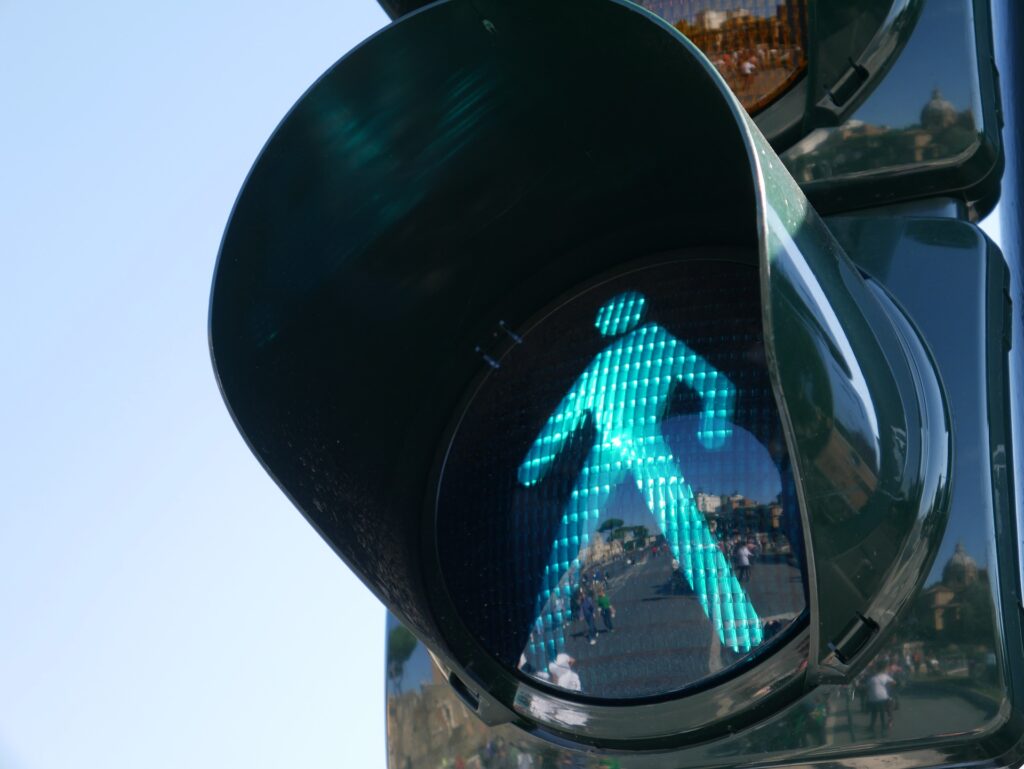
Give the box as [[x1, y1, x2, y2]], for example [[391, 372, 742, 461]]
[[821, 687, 994, 745], [559, 552, 803, 698]]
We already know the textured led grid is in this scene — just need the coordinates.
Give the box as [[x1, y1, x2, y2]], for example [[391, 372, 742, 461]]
[[519, 292, 762, 666], [436, 260, 807, 700]]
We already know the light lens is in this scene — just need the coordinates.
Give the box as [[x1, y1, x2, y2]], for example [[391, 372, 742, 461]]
[[436, 259, 808, 701], [638, 0, 808, 114]]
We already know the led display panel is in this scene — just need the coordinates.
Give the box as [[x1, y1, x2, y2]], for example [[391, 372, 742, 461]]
[[436, 259, 808, 701]]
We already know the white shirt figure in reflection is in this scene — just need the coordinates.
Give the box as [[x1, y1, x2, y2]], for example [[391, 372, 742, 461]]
[[518, 290, 763, 677], [547, 653, 581, 692]]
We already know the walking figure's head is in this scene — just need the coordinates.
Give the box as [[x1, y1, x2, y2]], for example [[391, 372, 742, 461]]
[[594, 291, 647, 337]]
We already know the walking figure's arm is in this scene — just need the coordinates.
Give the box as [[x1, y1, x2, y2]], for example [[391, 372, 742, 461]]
[[517, 383, 588, 487], [669, 337, 736, 450]]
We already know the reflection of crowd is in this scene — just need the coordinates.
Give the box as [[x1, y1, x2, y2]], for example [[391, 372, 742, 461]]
[[709, 512, 796, 562], [522, 522, 799, 694], [709, 45, 803, 97], [572, 581, 615, 647], [713, 46, 800, 73], [519, 573, 618, 690]]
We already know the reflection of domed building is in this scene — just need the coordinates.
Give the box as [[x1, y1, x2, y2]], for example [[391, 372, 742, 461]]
[[942, 542, 979, 591], [920, 88, 959, 130], [784, 88, 979, 182], [924, 543, 981, 632]]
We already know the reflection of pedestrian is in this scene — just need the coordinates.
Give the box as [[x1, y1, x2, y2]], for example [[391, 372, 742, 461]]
[[740, 56, 756, 86], [866, 664, 896, 735], [735, 540, 755, 582], [596, 588, 615, 632], [552, 593, 566, 628], [581, 593, 598, 645], [548, 653, 582, 691], [888, 662, 906, 711], [762, 619, 783, 640], [800, 697, 827, 746], [669, 559, 687, 595]]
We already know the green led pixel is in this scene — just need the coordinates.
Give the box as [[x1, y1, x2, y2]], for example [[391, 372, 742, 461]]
[[519, 291, 763, 665], [594, 290, 646, 336]]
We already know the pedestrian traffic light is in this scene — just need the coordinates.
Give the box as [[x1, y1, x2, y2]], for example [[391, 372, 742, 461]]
[[210, 0, 1020, 762]]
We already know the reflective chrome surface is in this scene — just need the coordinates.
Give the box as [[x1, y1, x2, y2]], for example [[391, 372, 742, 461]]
[[783, 1, 984, 187]]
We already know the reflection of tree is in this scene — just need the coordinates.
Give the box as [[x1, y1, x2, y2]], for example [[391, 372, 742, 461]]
[[387, 624, 418, 694], [608, 524, 649, 549], [597, 518, 624, 540]]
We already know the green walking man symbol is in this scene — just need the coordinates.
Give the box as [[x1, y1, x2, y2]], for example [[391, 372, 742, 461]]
[[518, 291, 763, 666]]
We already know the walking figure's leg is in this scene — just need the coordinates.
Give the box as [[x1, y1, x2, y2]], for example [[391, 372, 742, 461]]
[[634, 444, 763, 652], [529, 446, 624, 668]]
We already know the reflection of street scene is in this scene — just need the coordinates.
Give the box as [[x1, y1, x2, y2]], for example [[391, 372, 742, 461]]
[[388, 625, 586, 769], [387, 622, 543, 769], [519, 489, 803, 698], [518, 292, 769, 691], [637, 1, 807, 112], [713, 544, 1001, 755], [837, 545, 1000, 743], [783, 89, 979, 183], [435, 262, 800, 704], [388, 546, 1001, 768], [388, 658, 535, 769]]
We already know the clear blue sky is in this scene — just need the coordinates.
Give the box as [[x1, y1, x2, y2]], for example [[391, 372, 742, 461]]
[[854, 0, 983, 129], [0, 2, 390, 768]]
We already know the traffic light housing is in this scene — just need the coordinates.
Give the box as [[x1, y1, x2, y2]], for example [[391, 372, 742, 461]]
[[210, 0, 1019, 762]]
